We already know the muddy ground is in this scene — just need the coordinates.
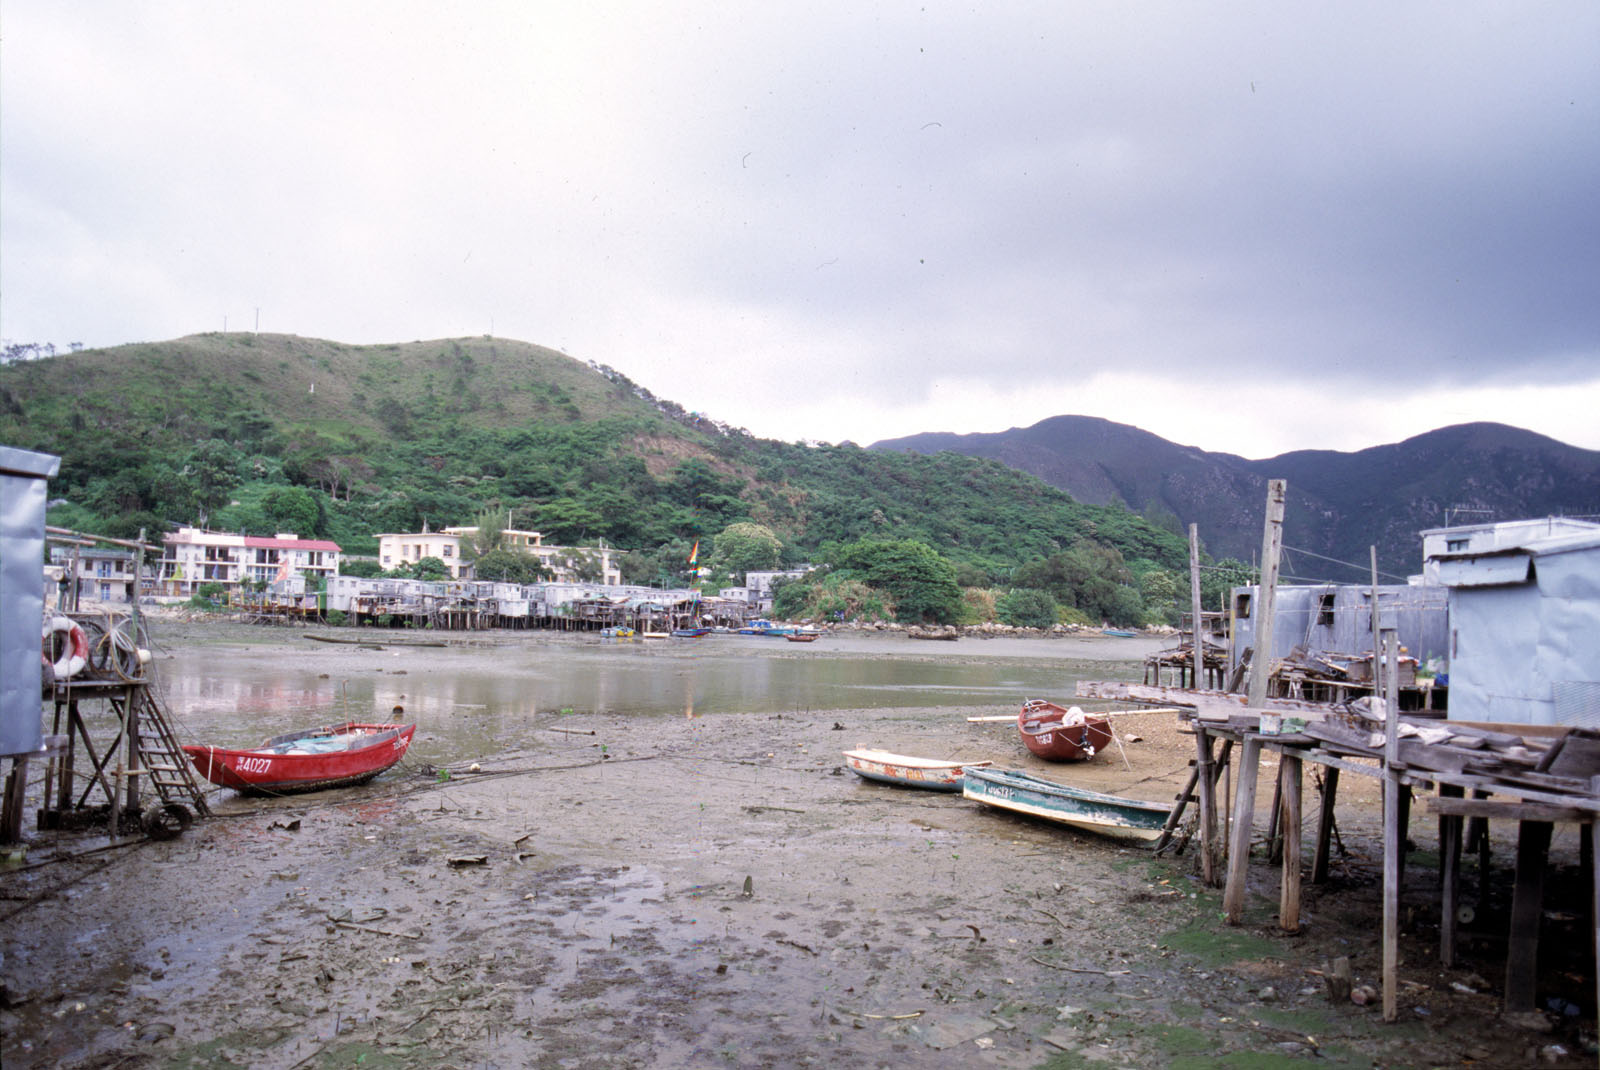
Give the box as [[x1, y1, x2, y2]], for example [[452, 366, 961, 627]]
[[2, 628, 1596, 1069]]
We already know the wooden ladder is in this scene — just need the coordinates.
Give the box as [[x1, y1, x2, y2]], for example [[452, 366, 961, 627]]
[[133, 688, 212, 817]]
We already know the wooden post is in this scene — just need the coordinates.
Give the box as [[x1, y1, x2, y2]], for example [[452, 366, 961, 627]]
[[1280, 754, 1302, 933], [1224, 735, 1263, 924], [1381, 627, 1402, 1023], [1195, 728, 1219, 886], [1439, 783, 1464, 966], [1246, 480, 1286, 711], [1312, 766, 1341, 883], [1591, 812, 1600, 1048], [1505, 820, 1553, 1013], [1370, 547, 1382, 700], [1189, 523, 1206, 689]]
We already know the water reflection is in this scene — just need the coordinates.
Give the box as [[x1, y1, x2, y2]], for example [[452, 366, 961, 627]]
[[150, 635, 1146, 766]]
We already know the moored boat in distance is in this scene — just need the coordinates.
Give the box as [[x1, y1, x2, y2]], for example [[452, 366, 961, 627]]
[[737, 619, 798, 636], [962, 767, 1171, 841], [183, 722, 415, 795], [671, 627, 711, 637], [842, 749, 992, 792], [786, 629, 820, 643], [1101, 628, 1138, 638], [1018, 699, 1112, 761], [599, 626, 636, 638]]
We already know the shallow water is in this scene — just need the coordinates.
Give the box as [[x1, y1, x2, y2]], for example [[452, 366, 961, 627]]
[[140, 631, 1154, 767]]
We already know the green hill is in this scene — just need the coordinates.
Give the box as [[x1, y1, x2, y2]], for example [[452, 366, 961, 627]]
[[0, 333, 1189, 606]]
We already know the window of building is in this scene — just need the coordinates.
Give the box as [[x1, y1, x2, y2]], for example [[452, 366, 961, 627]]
[[443, 546, 453, 556], [1317, 592, 1335, 627], [1446, 538, 1468, 552], [1234, 592, 1252, 619]]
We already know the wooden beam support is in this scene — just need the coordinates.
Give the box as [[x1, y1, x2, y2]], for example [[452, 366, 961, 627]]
[[1280, 754, 1302, 933], [1312, 766, 1341, 883], [1224, 736, 1263, 924], [1438, 783, 1464, 967], [1505, 820, 1553, 1014], [1425, 797, 1589, 823], [1382, 627, 1402, 1024], [1196, 728, 1219, 885]]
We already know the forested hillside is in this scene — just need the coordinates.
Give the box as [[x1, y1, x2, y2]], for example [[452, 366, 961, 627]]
[[0, 334, 1198, 624]]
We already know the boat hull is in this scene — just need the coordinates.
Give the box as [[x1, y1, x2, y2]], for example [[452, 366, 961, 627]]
[[842, 749, 991, 792], [183, 722, 415, 794], [963, 767, 1171, 841], [1018, 700, 1111, 761]]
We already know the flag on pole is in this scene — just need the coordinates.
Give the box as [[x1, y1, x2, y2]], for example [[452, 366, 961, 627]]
[[688, 541, 699, 567]]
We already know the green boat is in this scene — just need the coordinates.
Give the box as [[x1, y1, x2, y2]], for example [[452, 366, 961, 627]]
[[962, 767, 1172, 842]]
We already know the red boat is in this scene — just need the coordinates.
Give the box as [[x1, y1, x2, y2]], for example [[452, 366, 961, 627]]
[[183, 722, 415, 794], [1018, 700, 1111, 762]]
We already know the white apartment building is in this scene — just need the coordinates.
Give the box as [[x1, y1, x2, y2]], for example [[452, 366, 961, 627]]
[[376, 525, 623, 585], [159, 528, 341, 596]]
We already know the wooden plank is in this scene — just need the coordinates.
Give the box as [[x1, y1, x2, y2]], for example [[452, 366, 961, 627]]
[[1505, 820, 1553, 1013], [1223, 736, 1263, 924], [1280, 754, 1302, 933], [1073, 681, 1336, 716], [1424, 797, 1590, 823]]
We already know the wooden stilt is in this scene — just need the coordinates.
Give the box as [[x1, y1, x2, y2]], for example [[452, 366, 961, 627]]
[[1196, 729, 1219, 885], [1381, 626, 1401, 1024], [1470, 788, 1493, 913], [1590, 815, 1600, 1052], [1224, 736, 1263, 924], [1505, 820, 1553, 1014], [1266, 762, 1285, 865], [1439, 783, 1464, 967], [1312, 766, 1341, 883], [1153, 764, 1198, 856], [1279, 754, 1302, 933]]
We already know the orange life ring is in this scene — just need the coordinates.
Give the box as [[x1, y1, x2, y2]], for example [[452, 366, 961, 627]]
[[43, 616, 89, 679]]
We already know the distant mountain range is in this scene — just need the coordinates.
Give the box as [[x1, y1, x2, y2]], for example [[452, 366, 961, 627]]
[[870, 417, 1600, 578]]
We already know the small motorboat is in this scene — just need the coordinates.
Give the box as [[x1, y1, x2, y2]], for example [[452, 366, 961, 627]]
[[785, 630, 820, 643], [183, 722, 415, 794], [599, 626, 636, 638], [1018, 699, 1112, 761], [671, 627, 711, 637], [842, 749, 991, 792], [963, 767, 1172, 842]]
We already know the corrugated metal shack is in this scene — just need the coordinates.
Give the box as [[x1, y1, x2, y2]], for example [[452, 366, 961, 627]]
[[2, 446, 58, 839], [1436, 527, 1600, 727]]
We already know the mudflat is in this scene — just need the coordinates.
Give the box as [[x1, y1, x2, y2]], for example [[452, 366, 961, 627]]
[[1, 625, 1587, 1068]]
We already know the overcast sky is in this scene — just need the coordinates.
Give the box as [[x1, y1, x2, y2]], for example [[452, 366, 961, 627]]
[[3, 2, 1597, 458]]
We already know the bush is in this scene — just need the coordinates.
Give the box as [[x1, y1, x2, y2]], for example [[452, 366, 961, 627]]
[[996, 588, 1059, 629], [325, 609, 348, 626]]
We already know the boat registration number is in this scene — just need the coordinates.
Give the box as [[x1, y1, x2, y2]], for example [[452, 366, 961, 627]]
[[982, 785, 1014, 799], [238, 756, 273, 774], [1036, 733, 1053, 745]]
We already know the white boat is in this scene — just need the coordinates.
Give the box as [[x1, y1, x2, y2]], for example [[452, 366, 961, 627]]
[[842, 749, 991, 792]]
